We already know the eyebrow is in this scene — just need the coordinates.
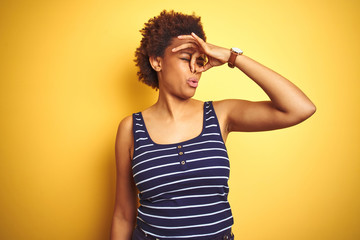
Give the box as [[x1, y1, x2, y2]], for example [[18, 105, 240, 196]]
[[178, 49, 195, 55]]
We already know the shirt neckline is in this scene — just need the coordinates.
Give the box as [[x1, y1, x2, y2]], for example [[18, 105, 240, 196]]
[[139, 101, 207, 147]]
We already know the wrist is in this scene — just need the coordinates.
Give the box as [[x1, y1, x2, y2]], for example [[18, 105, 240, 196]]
[[227, 47, 243, 68], [215, 47, 232, 64]]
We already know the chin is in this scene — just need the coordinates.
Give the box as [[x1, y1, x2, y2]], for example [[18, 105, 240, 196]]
[[185, 88, 197, 98], [178, 89, 196, 100]]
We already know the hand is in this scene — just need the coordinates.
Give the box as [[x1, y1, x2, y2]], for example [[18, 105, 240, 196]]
[[172, 32, 231, 72]]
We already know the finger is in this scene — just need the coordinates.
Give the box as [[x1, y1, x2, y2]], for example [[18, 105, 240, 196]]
[[190, 51, 201, 73], [171, 42, 198, 52], [178, 33, 207, 52], [191, 32, 208, 50], [177, 35, 195, 40], [198, 62, 213, 73]]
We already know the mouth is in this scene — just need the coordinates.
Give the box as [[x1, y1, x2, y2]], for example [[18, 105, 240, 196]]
[[187, 78, 199, 88]]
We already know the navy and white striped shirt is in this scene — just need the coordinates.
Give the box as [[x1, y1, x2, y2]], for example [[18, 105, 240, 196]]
[[132, 101, 233, 239]]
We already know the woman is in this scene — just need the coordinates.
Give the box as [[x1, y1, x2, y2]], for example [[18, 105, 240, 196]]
[[111, 10, 316, 240]]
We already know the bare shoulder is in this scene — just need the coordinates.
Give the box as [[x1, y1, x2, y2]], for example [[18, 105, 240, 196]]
[[116, 115, 134, 159], [118, 115, 133, 132], [212, 99, 253, 134], [117, 115, 133, 138], [212, 99, 231, 124], [212, 99, 249, 116], [213, 99, 249, 106]]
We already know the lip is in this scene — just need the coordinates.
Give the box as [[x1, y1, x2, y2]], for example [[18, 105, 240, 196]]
[[187, 78, 199, 88]]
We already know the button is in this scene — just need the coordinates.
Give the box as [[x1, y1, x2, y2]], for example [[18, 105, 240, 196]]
[[177, 145, 182, 149], [181, 161, 186, 165], [179, 152, 183, 155], [223, 235, 229, 240]]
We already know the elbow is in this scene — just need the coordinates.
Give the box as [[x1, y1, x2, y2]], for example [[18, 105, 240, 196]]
[[310, 103, 317, 115], [304, 102, 317, 118], [293, 102, 317, 123]]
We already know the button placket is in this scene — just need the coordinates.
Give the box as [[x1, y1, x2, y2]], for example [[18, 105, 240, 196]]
[[177, 145, 187, 169]]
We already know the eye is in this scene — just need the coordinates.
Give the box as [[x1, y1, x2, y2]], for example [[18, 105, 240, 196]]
[[197, 56, 207, 66], [181, 58, 190, 62], [196, 60, 205, 66]]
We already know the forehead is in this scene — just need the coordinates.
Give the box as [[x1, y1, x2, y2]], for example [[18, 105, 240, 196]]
[[166, 37, 198, 54]]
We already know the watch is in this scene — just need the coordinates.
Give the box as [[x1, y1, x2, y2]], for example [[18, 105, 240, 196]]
[[227, 47, 243, 68]]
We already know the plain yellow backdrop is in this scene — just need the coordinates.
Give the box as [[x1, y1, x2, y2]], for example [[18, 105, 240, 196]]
[[1, 0, 359, 239]]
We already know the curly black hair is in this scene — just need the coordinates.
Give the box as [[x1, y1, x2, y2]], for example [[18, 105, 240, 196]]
[[134, 10, 206, 89]]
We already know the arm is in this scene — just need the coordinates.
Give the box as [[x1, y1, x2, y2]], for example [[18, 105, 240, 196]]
[[174, 33, 316, 134], [110, 116, 137, 240], [215, 54, 316, 132]]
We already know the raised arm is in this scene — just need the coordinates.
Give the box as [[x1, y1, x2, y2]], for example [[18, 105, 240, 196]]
[[110, 116, 137, 240], [173, 33, 316, 135], [215, 54, 316, 133]]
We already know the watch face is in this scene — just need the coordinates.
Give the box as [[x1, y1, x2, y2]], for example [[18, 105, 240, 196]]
[[231, 47, 243, 54]]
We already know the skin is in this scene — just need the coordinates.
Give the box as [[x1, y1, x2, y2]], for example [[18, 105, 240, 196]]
[[110, 33, 316, 240]]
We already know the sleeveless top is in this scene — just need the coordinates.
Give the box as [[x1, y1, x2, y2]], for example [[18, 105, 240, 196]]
[[132, 101, 233, 240]]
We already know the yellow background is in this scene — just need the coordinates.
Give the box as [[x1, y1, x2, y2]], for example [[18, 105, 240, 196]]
[[1, 0, 359, 239]]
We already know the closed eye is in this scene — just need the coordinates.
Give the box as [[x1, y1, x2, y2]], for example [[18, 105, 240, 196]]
[[181, 58, 190, 62]]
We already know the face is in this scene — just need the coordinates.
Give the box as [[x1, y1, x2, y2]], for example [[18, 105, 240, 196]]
[[155, 37, 205, 99]]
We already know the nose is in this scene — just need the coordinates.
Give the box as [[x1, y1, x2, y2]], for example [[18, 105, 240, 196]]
[[192, 63, 201, 74], [189, 52, 202, 74]]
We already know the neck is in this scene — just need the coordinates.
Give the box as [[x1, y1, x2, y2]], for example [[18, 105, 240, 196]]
[[153, 90, 194, 119]]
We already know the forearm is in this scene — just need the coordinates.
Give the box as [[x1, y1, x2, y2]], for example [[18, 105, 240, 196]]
[[110, 215, 135, 240], [234, 54, 316, 116]]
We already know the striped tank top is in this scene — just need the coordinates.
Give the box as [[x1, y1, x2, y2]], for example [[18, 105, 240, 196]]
[[132, 101, 233, 240]]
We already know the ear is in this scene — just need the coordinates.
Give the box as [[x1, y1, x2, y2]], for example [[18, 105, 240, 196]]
[[149, 56, 162, 72]]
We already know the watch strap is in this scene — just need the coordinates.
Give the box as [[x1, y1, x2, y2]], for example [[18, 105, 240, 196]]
[[228, 51, 237, 68], [227, 48, 243, 68]]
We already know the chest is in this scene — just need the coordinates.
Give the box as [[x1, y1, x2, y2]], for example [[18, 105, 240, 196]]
[[144, 112, 203, 145], [132, 112, 230, 199]]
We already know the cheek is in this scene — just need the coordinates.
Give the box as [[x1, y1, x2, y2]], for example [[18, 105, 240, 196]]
[[179, 60, 191, 72], [163, 61, 189, 76]]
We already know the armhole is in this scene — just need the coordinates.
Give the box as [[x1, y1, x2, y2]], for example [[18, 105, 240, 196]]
[[131, 113, 137, 161], [209, 101, 227, 145]]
